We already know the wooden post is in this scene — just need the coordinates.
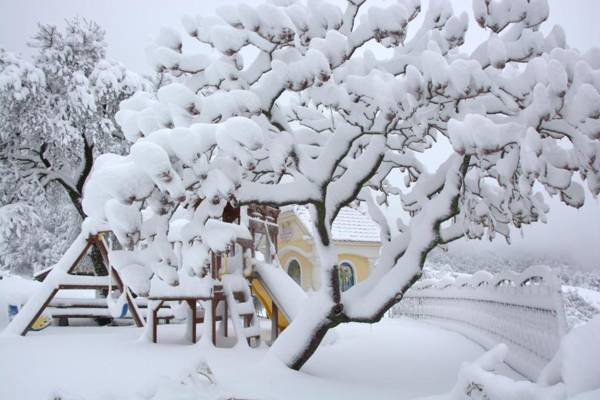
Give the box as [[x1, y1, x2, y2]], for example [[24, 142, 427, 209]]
[[265, 229, 271, 262], [223, 297, 228, 337], [190, 300, 197, 344], [211, 296, 217, 346], [271, 300, 279, 341], [216, 253, 221, 278], [152, 309, 157, 343], [211, 252, 217, 279], [152, 300, 163, 343], [250, 226, 256, 258]]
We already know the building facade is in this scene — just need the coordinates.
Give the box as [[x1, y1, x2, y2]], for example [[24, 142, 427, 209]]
[[277, 206, 381, 292]]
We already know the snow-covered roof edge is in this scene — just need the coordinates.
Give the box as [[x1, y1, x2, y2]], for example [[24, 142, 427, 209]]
[[280, 205, 381, 244]]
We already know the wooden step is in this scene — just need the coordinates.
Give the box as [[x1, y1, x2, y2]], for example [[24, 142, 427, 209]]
[[57, 275, 119, 290], [47, 307, 174, 320], [49, 298, 107, 308]]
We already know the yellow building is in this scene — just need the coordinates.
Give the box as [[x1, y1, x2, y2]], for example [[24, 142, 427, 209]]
[[277, 206, 381, 292]]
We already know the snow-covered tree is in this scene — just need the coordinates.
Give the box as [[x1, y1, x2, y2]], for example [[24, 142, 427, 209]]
[[0, 203, 52, 276], [80, 0, 600, 369], [0, 19, 151, 216], [0, 19, 151, 274]]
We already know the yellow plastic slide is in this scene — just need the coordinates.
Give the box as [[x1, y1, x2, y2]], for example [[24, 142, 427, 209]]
[[31, 315, 52, 331], [250, 278, 289, 330]]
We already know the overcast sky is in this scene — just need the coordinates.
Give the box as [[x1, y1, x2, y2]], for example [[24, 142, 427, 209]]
[[1, 0, 599, 269]]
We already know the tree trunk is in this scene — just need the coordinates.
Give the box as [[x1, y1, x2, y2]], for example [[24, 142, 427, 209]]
[[267, 267, 422, 371], [267, 293, 339, 370], [267, 156, 469, 370]]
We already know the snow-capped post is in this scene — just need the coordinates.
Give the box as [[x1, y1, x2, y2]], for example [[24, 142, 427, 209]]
[[79, 0, 599, 371]]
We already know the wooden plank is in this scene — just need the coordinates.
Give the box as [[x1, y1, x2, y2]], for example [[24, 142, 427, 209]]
[[48, 313, 173, 320], [58, 283, 118, 290], [49, 298, 108, 307], [50, 303, 107, 309], [148, 296, 211, 301]]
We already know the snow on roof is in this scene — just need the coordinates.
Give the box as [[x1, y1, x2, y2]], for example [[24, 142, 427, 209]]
[[285, 206, 381, 243]]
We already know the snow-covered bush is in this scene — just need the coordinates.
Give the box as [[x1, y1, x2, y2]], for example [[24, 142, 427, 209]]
[[0, 19, 151, 275], [558, 268, 600, 292], [562, 287, 600, 328], [79, 0, 600, 370], [0, 203, 52, 276]]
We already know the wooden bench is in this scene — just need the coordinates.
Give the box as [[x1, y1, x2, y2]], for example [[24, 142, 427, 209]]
[[47, 297, 174, 326]]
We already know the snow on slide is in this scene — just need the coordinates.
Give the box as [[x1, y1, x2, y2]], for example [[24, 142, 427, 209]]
[[254, 262, 307, 322]]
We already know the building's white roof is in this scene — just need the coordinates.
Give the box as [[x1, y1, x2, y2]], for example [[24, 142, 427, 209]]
[[286, 206, 381, 243]]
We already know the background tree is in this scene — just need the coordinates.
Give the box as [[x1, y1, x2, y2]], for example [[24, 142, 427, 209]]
[[0, 19, 151, 275], [70, 0, 600, 371]]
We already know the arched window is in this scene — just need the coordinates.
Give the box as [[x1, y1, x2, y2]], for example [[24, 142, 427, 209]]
[[287, 260, 302, 286], [339, 262, 355, 292]]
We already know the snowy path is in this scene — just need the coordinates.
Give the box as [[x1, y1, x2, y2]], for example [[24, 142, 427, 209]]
[[0, 318, 519, 400]]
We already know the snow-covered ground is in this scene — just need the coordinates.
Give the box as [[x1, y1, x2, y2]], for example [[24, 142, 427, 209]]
[[0, 318, 518, 400], [1, 270, 597, 399]]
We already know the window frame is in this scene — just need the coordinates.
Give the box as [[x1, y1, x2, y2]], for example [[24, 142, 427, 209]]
[[286, 258, 303, 287], [338, 260, 356, 292]]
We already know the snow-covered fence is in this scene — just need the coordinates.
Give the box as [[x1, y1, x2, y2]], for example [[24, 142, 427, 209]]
[[392, 265, 567, 380]]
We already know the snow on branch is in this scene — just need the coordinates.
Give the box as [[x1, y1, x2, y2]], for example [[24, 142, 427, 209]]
[[75, 0, 600, 369]]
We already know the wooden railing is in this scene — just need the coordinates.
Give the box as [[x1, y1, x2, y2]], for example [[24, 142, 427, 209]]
[[392, 265, 567, 380]]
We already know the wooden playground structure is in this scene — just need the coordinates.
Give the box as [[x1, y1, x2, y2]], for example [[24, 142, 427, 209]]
[[15, 204, 290, 347]]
